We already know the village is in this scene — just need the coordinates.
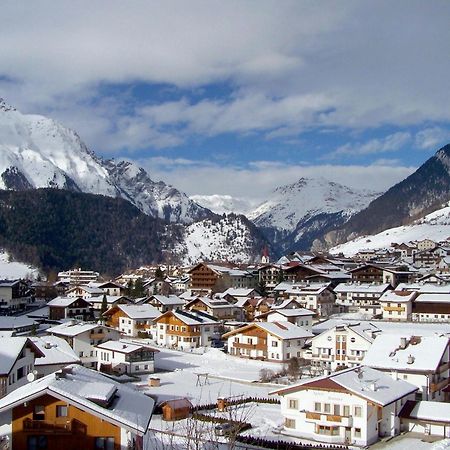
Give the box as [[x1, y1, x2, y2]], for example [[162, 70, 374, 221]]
[[0, 238, 448, 449]]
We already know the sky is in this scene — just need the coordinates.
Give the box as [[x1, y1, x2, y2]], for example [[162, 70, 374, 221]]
[[1, 1, 450, 208]]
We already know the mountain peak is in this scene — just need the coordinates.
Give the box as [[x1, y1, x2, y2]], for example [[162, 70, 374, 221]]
[[0, 98, 16, 113]]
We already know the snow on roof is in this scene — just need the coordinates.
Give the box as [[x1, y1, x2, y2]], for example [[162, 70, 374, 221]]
[[114, 304, 160, 319], [396, 283, 450, 293], [363, 334, 449, 372], [151, 295, 184, 305], [30, 336, 80, 366], [0, 316, 35, 330], [96, 340, 158, 354], [158, 309, 218, 326], [0, 337, 30, 374], [47, 296, 89, 307], [334, 283, 391, 293], [266, 308, 314, 318], [89, 295, 129, 304], [414, 293, 450, 303], [256, 321, 313, 340], [222, 288, 255, 297], [271, 299, 300, 310], [47, 322, 107, 337], [0, 364, 154, 433], [272, 366, 418, 406], [403, 401, 450, 423], [379, 290, 417, 303]]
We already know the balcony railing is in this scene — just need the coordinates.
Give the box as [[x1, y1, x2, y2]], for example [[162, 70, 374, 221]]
[[23, 418, 87, 435], [304, 412, 352, 427]]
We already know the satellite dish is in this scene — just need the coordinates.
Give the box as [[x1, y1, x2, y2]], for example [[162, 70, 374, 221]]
[[27, 372, 36, 382]]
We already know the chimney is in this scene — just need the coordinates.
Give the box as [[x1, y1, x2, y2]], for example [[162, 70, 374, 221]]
[[370, 382, 377, 391], [407, 355, 415, 365], [44, 342, 52, 349], [399, 337, 408, 349]]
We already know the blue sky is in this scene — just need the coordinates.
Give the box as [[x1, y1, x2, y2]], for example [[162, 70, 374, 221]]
[[1, 1, 449, 205]]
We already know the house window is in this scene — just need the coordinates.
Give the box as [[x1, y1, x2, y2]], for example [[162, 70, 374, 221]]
[[314, 402, 321, 412], [56, 405, 68, 417], [27, 436, 48, 450], [343, 405, 350, 416], [354, 406, 362, 417], [324, 403, 331, 413], [354, 428, 361, 437], [33, 405, 45, 421], [285, 418, 296, 429], [272, 341, 278, 347], [95, 437, 115, 450], [334, 404, 340, 416], [288, 399, 298, 409]]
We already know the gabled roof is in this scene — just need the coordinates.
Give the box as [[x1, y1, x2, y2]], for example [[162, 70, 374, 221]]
[[96, 340, 159, 355], [363, 334, 449, 372], [155, 309, 218, 326], [271, 366, 418, 406], [105, 304, 160, 320], [223, 321, 313, 340], [379, 290, 417, 303], [260, 308, 314, 319], [0, 365, 154, 434], [334, 282, 391, 293], [0, 337, 45, 375], [47, 322, 116, 337], [149, 295, 184, 306], [47, 296, 91, 308], [30, 336, 80, 367]]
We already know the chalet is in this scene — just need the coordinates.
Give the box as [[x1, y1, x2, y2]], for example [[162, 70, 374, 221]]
[[188, 263, 230, 294], [222, 287, 258, 298], [0, 316, 37, 336], [153, 309, 220, 349], [283, 264, 326, 284], [271, 366, 418, 446], [379, 290, 417, 321], [276, 282, 335, 317], [223, 322, 313, 362], [350, 264, 384, 284], [47, 296, 93, 321], [308, 323, 378, 372], [96, 340, 158, 375], [29, 336, 80, 378], [413, 246, 449, 269], [258, 264, 283, 291], [88, 295, 131, 311], [412, 294, 450, 322], [66, 285, 104, 299], [103, 304, 160, 337], [47, 322, 120, 369], [0, 365, 154, 449], [0, 337, 44, 398], [334, 283, 392, 315], [0, 280, 32, 311], [97, 281, 127, 297], [363, 334, 450, 401], [257, 308, 314, 331], [145, 294, 185, 312], [184, 296, 244, 321]]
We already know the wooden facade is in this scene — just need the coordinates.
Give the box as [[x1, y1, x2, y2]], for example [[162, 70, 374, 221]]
[[350, 265, 384, 283], [188, 263, 221, 292], [11, 393, 121, 450]]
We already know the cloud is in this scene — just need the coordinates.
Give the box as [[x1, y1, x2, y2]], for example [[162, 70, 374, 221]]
[[138, 157, 415, 202], [415, 127, 450, 150], [0, 1, 449, 153]]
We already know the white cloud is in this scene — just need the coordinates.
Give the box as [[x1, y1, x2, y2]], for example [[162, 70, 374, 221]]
[[138, 157, 415, 203], [415, 127, 450, 150], [0, 1, 449, 152], [329, 132, 412, 158]]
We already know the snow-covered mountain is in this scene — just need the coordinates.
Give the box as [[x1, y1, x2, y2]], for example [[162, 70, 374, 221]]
[[0, 98, 212, 224], [330, 203, 450, 256], [170, 214, 267, 265], [248, 177, 379, 252], [249, 177, 379, 230], [190, 194, 255, 215]]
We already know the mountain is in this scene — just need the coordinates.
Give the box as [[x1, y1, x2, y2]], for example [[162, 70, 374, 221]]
[[330, 202, 450, 256], [0, 98, 212, 224], [326, 143, 450, 247], [248, 177, 379, 253], [190, 194, 255, 215], [170, 214, 269, 265]]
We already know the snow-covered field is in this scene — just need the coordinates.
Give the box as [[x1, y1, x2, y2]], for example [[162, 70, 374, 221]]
[[0, 251, 39, 279], [331, 204, 450, 256], [134, 347, 284, 407]]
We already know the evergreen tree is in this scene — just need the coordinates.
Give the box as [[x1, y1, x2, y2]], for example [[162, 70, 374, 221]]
[[256, 280, 268, 297], [132, 278, 146, 298], [155, 267, 164, 280], [100, 294, 108, 319]]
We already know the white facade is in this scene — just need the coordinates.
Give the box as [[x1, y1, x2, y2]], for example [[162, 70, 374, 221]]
[[265, 309, 313, 331], [97, 341, 156, 374], [308, 324, 375, 372], [334, 283, 391, 315], [379, 291, 415, 321], [273, 366, 418, 446], [48, 323, 121, 369]]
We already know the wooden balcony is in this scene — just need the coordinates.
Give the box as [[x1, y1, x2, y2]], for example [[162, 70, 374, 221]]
[[90, 332, 105, 339], [304, 412, 352, 426], [305, 412, 321, 420], [326, 415, 342, 423], [431, 378, 449, 393], [383, 306, 405, 312], [23, 418, 87, 435], [166, 329, 200, 337], [233, 342, 266, 351]]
